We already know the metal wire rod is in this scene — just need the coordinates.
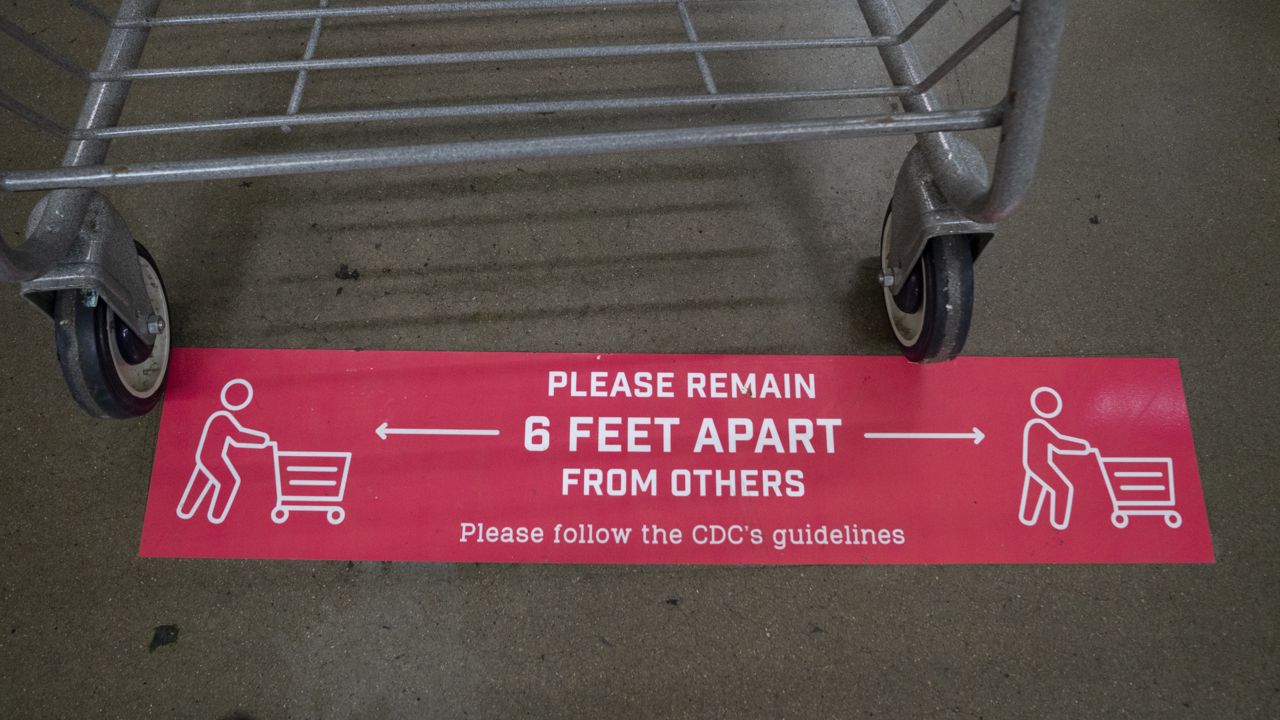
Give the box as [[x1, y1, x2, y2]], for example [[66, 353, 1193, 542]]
[[0, 89, 69, 137], [911, 5, 1017, 95], [286, 0, 331, 117], [115, 0, 776, 28], [115, 0, 957, 44], [0, 14, 90, 79], [675, 1, 718, 94], [0, 107, 1003, 192], [94, 36, 894, 81], [75, 85, 912, 139], [896, 0, 953, 44]]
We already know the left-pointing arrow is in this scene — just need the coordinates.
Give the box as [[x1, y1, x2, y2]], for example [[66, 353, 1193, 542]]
[[376, 422, 501, 440]]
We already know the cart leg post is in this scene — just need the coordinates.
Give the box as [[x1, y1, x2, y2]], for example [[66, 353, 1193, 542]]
[[20, 192, 160, 340], [878, 146, 994, 362], [6, 0, 173, 419], [860, 0, 1069, 223], [883, 146, 995, 291], [11, 0, 162, 338]]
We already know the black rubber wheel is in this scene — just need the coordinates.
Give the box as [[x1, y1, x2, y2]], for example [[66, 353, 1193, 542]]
[[53, 242, 171, 419], [880, 206, 975, 363]]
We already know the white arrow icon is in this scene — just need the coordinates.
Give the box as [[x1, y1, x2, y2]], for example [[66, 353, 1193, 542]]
[[376, 422, 501, 440], [863, 427, 985, 445]]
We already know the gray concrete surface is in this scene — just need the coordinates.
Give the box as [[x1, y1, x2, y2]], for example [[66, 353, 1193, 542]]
[[1, 0, 1278, 717]]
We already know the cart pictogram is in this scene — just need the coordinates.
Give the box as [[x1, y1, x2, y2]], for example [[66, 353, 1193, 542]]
[[1093, 455, 1180, 529], [269, 444, 353, 526]]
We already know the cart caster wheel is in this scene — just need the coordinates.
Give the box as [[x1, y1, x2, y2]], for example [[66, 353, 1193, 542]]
[[271, 507, 288, 524], [880, 206, 974, 363], [327, 508, 345, 525], [1165, 512, 1183, 529], [53, 242, 171, 419], [1111, 512, 1129, 528]]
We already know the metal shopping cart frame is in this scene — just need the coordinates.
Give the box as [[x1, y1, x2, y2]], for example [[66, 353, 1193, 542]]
[[0, 0, 1068, 418]]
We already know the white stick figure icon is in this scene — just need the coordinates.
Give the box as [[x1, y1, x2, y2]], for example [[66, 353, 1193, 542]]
[[1019, 387, 1093, 531], [177, 379, 272, 524]]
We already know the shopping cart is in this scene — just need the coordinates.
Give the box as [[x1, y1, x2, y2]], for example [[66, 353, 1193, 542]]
[[0, 1, 1068, 418], [268, 442, 352, 526], [1092, 452, 1181, 529]]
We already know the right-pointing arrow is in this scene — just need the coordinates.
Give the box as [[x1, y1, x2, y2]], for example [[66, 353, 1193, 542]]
[[863, 427, 985, 445]]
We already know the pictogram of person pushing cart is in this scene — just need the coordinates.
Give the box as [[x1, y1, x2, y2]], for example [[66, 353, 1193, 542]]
[[177, 378, 352, 526], [1018, 386, 1182, 531], [177, 379, 271, 524]]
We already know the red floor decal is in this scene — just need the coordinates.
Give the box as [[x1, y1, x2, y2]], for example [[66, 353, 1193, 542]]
[[140, 349, 1213, 564]]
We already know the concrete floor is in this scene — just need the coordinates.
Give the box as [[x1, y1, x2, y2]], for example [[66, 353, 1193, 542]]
[[1, 0, 1277, 717]]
